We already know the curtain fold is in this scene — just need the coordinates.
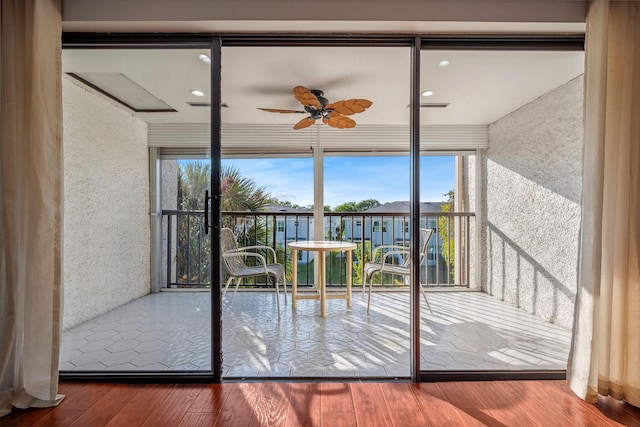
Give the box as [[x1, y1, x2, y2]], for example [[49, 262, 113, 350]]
[[0, 0, 64, 417], [568, 0, 640, 408]]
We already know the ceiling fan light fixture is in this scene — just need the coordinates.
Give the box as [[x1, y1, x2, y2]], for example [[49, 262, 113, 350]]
[[422, 90, 434, 97], [259, 85, 372, 130], [190, 89, 205, 97], [198, 54, 211, 65]]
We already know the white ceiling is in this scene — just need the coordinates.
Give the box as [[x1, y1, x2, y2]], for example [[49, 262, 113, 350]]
[[62, 47, 584, 127]]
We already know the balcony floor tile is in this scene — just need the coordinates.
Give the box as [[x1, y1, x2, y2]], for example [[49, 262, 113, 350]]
[[61, 290, 570, 378]]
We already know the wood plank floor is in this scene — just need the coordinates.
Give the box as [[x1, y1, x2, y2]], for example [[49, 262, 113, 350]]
[[2, 380, 640, 426]]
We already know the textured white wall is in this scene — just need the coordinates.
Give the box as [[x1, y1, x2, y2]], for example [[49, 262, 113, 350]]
[[62, 78, 150, 330], [479, 75, 583, 329]]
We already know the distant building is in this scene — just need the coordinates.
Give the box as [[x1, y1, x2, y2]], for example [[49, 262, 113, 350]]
[[335, 201, 442, 246], [262, 204, 314, 263], [260, 201, 445, 273]]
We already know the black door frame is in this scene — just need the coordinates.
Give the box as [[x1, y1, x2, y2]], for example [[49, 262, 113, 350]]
[[60, 32, 583, 383]]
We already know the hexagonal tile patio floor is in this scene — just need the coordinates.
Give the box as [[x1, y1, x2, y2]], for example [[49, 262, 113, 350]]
[[60, 290, 571, 378]]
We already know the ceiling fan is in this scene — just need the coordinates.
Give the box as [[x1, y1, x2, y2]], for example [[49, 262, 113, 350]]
[[258, 85, 373, 130]]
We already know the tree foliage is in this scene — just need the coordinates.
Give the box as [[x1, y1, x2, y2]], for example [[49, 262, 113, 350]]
[[220, 164, 271, 212], [333, 201, 358, 212], [175, 162, 275, 286], [275, 200, 309, 210], [218, 164, 278, 277], [175, 162, 211, 284], [353, 241, 379, 285], [333, 199, 380, 212], [356, 199, 381, 211], [438, 189, 455, 280], [179, 161, 210, 210]]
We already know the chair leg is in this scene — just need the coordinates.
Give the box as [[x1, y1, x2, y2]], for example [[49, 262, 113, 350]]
[[273, 275, 281, 317], [367, 273, 375, 312], [231, 278, 242, 302], [223, 276, 234, 299], [282, 277, 288, 302], [420, 284, 433, 314]]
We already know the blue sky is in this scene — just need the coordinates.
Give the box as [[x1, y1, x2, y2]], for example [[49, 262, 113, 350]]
[[222, 156, 454, 209]]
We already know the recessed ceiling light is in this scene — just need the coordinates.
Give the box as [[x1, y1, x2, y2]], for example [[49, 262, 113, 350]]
[[190, 89, 205, 97], [422, 90, 434, 97], [439, 60, 450, 67], [198, 54, 211, 65]]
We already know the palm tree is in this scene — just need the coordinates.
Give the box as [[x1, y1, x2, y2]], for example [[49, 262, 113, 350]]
[[219, 164, 287, 286], [175, 162, 211, 284], [179, 161, 211, 210], [438, 189, 455, 282], [175, 161, 278, 286], [220, 164, 270, 212], [220, 163, 275, 262], [219, 163, 272, 244]]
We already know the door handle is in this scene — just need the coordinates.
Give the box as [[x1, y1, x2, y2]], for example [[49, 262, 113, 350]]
[[204, 190, 211, 234]]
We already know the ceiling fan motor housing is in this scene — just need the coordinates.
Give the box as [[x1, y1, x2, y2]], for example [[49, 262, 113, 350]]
[[310, 89, 329, 107], [304, 105, 334, 120]]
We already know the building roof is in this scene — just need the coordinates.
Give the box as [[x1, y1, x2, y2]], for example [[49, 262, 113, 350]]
[[364, 201, 443, 213]]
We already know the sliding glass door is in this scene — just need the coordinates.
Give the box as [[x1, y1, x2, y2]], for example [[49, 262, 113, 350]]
[[219, 43, 412, 379], [419, 46, 584, 376], [60, 47, 213, 375]]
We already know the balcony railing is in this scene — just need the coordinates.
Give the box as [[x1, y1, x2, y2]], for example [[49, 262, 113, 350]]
[[161, 210, 475, 290]]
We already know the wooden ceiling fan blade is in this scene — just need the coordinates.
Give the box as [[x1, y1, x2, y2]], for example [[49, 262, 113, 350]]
[[293, 117, 316, 130], [326, 99, 373, 115], [326, 114, 356, 129], [293, 85, 322, 109], [258, 108, 306, 113]]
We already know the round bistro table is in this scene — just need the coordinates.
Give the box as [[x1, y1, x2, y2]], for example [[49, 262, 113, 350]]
[[288, 240, 357, 317]]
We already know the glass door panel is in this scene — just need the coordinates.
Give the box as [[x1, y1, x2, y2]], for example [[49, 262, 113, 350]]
[[220, 44, 411, 379], [324, 155, 411, 377], [419, 48, 584, 374], [60, 48, 211, 374]]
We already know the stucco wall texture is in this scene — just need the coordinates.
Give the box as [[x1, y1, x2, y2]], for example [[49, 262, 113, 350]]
[[479, 75, 583, 330], [62, 78, 150, 330]]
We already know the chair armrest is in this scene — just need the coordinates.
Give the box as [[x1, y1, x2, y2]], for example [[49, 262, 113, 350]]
[[380, 250, 409, 266], [371, 245, 408, 261], [238, 245, 278, 263], [223, 251, 268, 271]]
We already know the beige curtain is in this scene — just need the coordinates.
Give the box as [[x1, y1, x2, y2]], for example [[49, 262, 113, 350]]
[[0, 0, 64, 417], [568, 0, 640, 408]]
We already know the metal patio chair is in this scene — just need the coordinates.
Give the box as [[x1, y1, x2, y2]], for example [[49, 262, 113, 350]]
[[220, 227, 287, 315], [363, 228, 434, 314]]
